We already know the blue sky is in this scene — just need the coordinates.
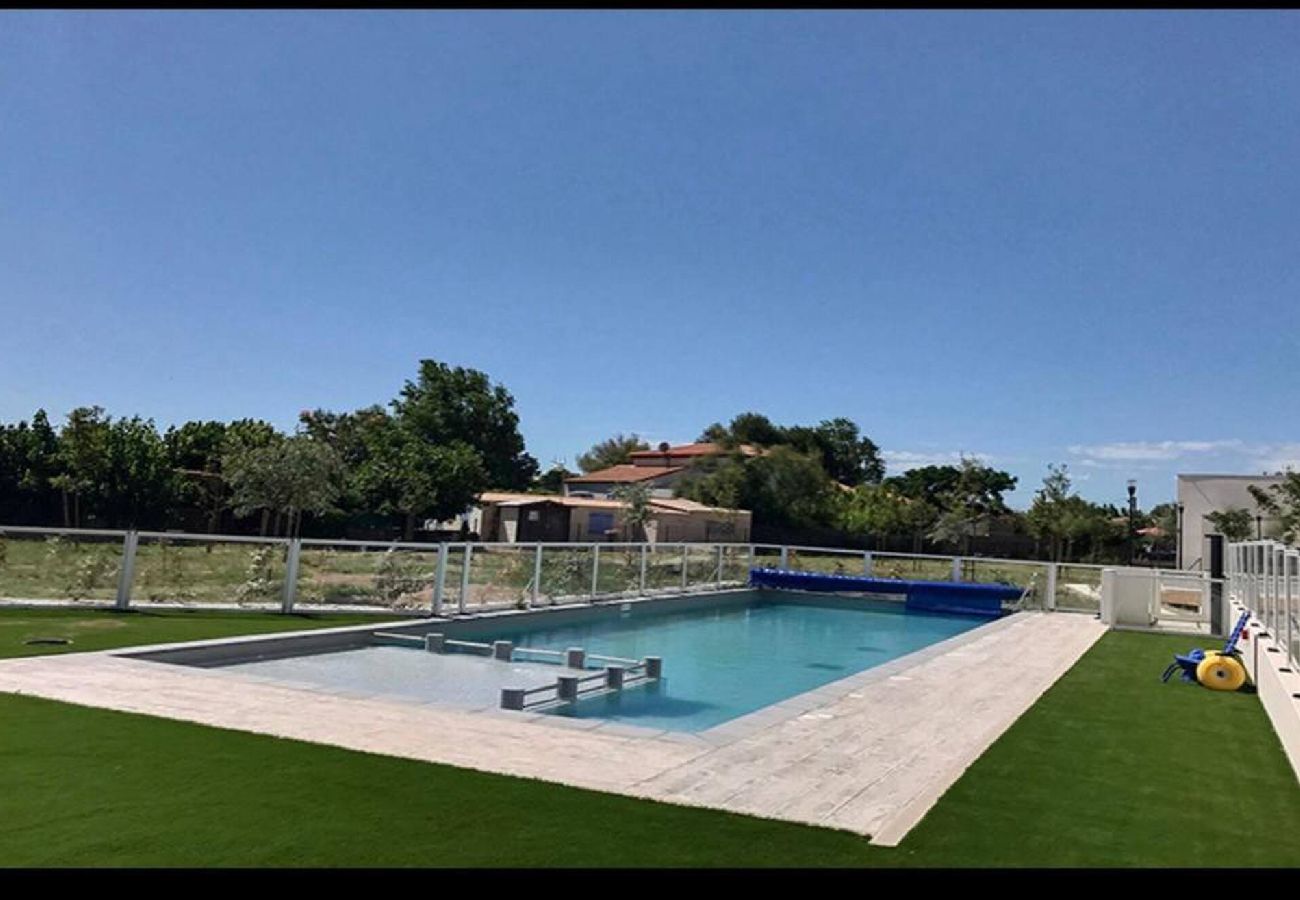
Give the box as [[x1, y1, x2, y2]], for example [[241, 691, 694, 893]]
[[2, 11, 1298, 510]]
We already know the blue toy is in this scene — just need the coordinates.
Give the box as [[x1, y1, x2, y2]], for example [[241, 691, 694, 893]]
[[1161, 610, 1251, 687]]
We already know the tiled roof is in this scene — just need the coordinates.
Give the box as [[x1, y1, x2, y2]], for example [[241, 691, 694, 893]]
[[564, 465, 686, 484], [629, 441, 761, 458]]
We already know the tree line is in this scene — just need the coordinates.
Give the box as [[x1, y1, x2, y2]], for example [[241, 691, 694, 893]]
[[566, 413, 1196, 563], [0, 360, 537, 539], [4, 363, 1277, 560]]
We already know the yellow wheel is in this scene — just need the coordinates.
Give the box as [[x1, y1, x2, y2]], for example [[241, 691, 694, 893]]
[[1196, 654, 1246, 691]]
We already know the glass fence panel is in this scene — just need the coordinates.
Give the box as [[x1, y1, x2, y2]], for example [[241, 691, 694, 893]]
[[464, 545, 533, 611], [784, 547, 868, 576], [720, 546, 751, 586], [133, 535, 286, 607], [870, 554, 954, 582], [1055, 564, 1103, 612], [963, 559, 1049, 609], [537, 546, 594, 605], [0, 529, 125, 604], [684, 545, 719, 590], [294, 542, 440, 612], [593, 545, 642, 598], [645, 544, 686, 593]]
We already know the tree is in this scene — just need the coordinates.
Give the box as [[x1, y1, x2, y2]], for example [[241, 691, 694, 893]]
[[223, 434, 344, 537], [612, 481, 654, 541], [840, 483, 912, 549], [784, 418, 884, 486], [1026, 464, 1074, 561], [98, 415, 172, 528], [1205, 507, 1254, 543], [349, 413, 487, 540], [0, 410, 60, 524], [576, 433, 649, 473], [50, 406, 111, 528], [532, 463, 575, 494], [925, 456, 1018, 555], [392, 360, 538, 490], [1249, 475, 1300, 543], [165, 420, 231, 532], [680, 445, 838, 530]]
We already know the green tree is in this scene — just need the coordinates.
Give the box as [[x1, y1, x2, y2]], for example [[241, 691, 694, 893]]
[[1026, 464, 1074, 561], [612, 481, 654, 541], [840, 483, 912, 549], [784, 418, 885, 487], [576, 433, 649, 473], [392, 360, 538, 490], [926, 456, 1018, 555], [350, 413, 487, 540], [1249, 475, 1300, 543], [532, 463, 575, 494], [223, 434, 344, 537], [0, 410, 61, 524], [50, 406, 111, 528], [1205, 506, 1254, 543], [164, 420, 230, 532]]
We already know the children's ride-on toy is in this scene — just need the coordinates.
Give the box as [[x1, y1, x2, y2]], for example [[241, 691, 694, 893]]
[[1161, 609, 1251, 692]]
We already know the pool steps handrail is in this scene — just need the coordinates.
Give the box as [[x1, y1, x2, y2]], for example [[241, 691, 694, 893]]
[[370, 630, 661, 712]]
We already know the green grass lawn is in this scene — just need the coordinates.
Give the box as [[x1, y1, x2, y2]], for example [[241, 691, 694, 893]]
[[0, 607, 400, 659], [0, 610, 1297, 866]]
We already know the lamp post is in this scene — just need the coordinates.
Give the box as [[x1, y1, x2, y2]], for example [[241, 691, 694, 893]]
[[1126, 479, 1138, 565], [1175, 502, 1184, 569]]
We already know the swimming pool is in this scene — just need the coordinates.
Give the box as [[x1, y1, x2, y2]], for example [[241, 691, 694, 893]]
[[218, 589, 991, 732], [486, 591, 986, 730]]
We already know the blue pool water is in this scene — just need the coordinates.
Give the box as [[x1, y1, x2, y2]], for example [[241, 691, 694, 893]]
[[484, 590, 986, 732]]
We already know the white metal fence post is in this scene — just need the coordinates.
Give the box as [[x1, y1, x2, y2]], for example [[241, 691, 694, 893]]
[[531, 543, 543, 608], [591, 544, 601, 600], [951, 556, 962, 582], [639, 544, 648, 594], [779, 545, 789, 569], [280, 538, 302, 614], [681, 544, 689, 591], [863, 551, 873, 577], [432, 542, 447, 616], [716, 544, 723, 589], [459, 545, 472, 614], [114, 530, 139, 610], [1045, 563, 1058, 612]]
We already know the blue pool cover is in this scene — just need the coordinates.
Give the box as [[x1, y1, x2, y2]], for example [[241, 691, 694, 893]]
[[749, 567, 1020, 618]]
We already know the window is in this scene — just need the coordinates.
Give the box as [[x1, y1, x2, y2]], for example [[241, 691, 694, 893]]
[[588, 512, 614, 535]]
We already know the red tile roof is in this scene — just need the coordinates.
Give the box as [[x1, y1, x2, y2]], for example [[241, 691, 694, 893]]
[[564, 464, 687, 484], [628, 442, 761, 462]]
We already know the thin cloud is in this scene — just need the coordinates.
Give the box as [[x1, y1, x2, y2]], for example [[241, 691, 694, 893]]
[[1067, 440, 1244, 462], [883, 449, 994, 472]]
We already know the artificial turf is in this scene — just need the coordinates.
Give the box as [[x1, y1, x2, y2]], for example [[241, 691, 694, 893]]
[[0, 610, 1297, 866], [0, 607, 399, 658]]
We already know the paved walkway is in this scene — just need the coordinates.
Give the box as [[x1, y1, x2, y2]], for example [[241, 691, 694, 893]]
[[0, 611, 1105, 844]]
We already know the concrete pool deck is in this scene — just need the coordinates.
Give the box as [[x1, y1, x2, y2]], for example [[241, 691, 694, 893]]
[[0, 610, 1105, 845]]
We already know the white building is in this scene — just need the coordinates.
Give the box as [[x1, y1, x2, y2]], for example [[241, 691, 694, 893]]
[[1176, 473, 1287, 569]]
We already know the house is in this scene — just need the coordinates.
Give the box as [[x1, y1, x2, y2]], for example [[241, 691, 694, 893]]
[[563, 441, 760, 499], [1176, 473, 1287, 569], [466, 491, 752, 544]]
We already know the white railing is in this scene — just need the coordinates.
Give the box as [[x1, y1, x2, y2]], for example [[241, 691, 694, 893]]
[[1227, 539, 1299, 672], [0, 523, 1129, 616]]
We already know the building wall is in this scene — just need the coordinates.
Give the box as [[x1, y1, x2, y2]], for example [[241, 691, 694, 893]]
[[1177, 474, 1286, 569], [564, 472, 682, 499]]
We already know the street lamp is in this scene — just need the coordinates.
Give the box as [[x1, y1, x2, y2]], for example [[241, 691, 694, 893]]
[[1126, 480, 1138, 565], [1175, 502, 1184, 569]]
